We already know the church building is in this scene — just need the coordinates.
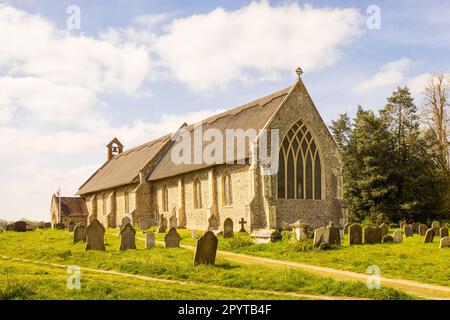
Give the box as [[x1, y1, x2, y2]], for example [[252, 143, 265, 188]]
[[66, 74, 345, 232]]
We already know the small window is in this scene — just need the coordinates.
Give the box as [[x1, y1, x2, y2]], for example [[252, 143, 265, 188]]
[[162, 185, 168, 212], [124, 190, 129, 214], [222, 172, 233, 206], [102, 194, 107, 216], [193, 178, 202, 209]]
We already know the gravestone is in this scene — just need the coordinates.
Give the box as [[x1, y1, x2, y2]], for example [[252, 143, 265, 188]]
[[208, 216, 218, 230], [157, 215, 168, 233], [412, 223, 420, 234], [6, 224, 15, 231], [73, 223, 86, 243], [119, 223, 136, 251], [191, 230, 199, 238], [404, 225, 413, 237], [313, 227, 325, 248], [169, 215, 178, 229], [139, 218, 152, 230], [379, 223, 389, 238], [439, 227, 449, 239], [373, 227, 382, 243], [363, 226, 376, 244], [238, 218, 247, 233], [145, 232, 155, 249], [418, 224, 428, 236], [193, 231, 218, 266], [323, 223, 340, 245], [439, 236, 450, 248], [423, 228, 434, 243], [431, 221, 441, 235], [382, 235, 394, 244], [68, 222, 75, 232], [44, 222, 52, 229], [343, 223, 351, 235], [393, 231, 403, 243], [121, 216, 131, 226], [223, 218, 234, 238], [251, 229, 278, 244], [85, 219, 105, 251], [348, 223, 362, 245], [270, 230, 283, 242], [54, 223, 65, 230], [14, 221, 27, 232], [164, 228, 181, 248]]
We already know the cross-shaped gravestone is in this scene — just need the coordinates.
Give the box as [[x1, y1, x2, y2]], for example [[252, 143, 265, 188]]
[[238, 218, 247, 233]]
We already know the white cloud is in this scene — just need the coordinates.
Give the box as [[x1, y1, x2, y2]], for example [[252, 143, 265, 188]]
[[354, 58, 411, 93], [153, 1, 363, 91]]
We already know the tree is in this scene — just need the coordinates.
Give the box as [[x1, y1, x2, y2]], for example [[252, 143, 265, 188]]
[[421, 73, 450, 175]]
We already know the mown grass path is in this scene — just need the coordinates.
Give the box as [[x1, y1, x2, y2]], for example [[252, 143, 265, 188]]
[[0, 255, 363, 300], [130, 235, 450, 300]]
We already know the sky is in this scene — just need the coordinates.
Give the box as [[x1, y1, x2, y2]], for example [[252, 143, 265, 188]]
[[1, 0, 450, 221]]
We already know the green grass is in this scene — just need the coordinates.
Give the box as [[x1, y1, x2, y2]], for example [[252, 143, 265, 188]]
[[0, 259, 296, 300], [216, 230, 450, 287], [0, 230, 411, 300]]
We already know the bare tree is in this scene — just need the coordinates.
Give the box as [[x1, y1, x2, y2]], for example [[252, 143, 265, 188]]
[[421, 73, 450, 175]]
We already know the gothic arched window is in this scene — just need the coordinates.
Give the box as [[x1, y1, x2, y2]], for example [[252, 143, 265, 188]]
[[193, 178, 202, 209], [222, 172, 233, 206], [162, 185, 169, 212], [277, 120, 322, 200]]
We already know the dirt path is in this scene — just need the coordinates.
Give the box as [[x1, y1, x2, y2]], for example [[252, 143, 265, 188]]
[[131, 235, 450, 300], [0, 255, 359, 300]]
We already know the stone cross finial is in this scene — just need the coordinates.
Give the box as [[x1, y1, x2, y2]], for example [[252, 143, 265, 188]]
[[239, 218, 247, 233], [296, 67, 303, 79]]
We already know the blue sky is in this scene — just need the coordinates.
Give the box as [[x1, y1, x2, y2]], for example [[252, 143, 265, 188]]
[[1, 0, 449, 221]]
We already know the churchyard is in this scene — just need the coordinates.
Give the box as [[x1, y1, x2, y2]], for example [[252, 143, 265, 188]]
[[1, 219, 450, 300]]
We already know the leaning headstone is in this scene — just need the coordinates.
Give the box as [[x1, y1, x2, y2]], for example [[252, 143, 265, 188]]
[[404, 225, 413, 237], [223, 218, 234, 238], [119, 223, 136, 251], [14, 221, 27, 232], [145, 232, 155, 249], [382, 235, 394, 244], [139, 218, 152, 230], [423, 228, 434, 243], [439, 227, 449, 239], [54, 223, 65, 230], [418, 224, 428, 236], [431, 221, 441, 235], [6, 223, 15, 231], [68, 222, 75, 232], [343, 223, 351, 235], [348, 223, 362, 245], [193, 231, 218, 266], [363, 226, 376, 244], [121, 216, 131, 226], [73, 223, 86, 243], [164, 228, 181, 248], [313, 227, 325, 248], [85, 219, 105, 251], [412, 223, 420, 234], [393, 231, 403, 243], [323, 223, 340, 245], [439, 236, 450, 248], [379, 223, 389, 238], [44, 222, 52, 229]]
